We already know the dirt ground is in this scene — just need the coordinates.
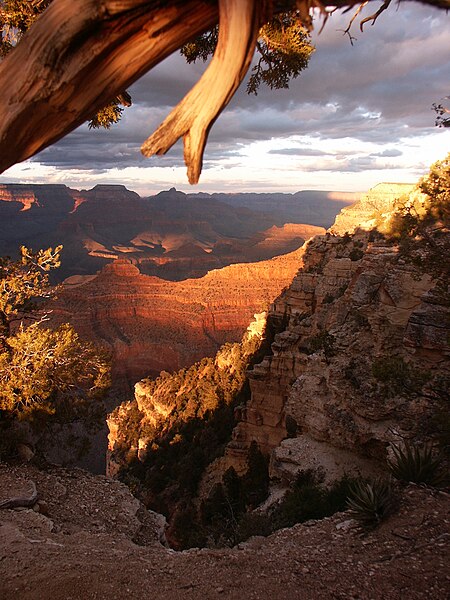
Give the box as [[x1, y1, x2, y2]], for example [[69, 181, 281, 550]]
[[0, 461, 449, 600]]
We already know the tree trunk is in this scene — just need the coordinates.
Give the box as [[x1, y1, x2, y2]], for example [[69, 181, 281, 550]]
[[0, 0, 220, 173]]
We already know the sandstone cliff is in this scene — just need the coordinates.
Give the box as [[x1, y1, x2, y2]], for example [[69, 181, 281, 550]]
[[228, 181, 449, 483], [108, 178, 449, 497], [49, 246, 315, 385]]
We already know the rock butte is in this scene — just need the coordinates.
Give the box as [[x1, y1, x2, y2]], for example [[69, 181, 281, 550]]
[[48, 240, 323, 385]]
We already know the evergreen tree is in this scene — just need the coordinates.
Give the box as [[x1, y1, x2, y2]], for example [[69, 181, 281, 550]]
[[0, 246, 110, 419]]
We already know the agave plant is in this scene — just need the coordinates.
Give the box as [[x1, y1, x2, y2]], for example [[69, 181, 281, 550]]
[[387, 442, 446, 487], [346, 478, 394, 531]]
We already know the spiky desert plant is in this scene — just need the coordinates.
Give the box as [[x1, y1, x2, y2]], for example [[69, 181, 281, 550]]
[[387, 442, 445, 487], [346, 478, 394, 531]]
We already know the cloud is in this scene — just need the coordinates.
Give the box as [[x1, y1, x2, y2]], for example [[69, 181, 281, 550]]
[[9, 2, 449, 190], [268, 147, 328, 156], [372, 149, 403, 158]]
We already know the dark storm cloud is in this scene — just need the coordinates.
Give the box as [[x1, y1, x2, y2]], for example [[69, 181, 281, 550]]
[[30, 3, 450, 173]]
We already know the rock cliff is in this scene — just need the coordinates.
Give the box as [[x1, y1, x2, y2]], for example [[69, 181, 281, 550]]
[[0, 183, 336, 282], [228, 181, 449, 482], [49, 245, 312, 385], [107, 178, 449, 493]]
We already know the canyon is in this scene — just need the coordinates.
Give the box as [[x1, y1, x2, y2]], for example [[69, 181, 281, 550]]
[[107, 180, 449, 534], [0, 183, 355, 281], [48, 243, 321, 384], [1, 174, 449, 598]]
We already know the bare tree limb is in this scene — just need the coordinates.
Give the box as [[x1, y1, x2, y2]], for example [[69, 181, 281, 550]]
[[360, 0, 392, 31], [141, 0, 264, 184]]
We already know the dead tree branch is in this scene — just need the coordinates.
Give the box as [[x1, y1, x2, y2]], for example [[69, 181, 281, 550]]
[[141, 0, 263, 184]]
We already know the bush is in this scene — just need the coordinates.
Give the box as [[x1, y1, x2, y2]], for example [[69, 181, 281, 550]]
[[347, 478, 394, 531], [387, 441, 446, 487]]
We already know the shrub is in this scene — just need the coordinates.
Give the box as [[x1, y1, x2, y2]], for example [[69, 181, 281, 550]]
[[349, 248, 364, 261], [347, 478, 394, 531], [387, 442, 446, 487], [270, 470, 355, 530]]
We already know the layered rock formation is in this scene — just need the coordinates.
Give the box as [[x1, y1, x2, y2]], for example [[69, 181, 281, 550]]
[[109, 180, 449, 484], [330, 182, 414, 234], [49, 244, 315, 384], [0, 183, 345, 281], [227, 182, 449, 482]]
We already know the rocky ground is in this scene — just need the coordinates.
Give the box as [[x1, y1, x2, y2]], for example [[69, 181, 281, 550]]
[[0, 461, 449, 599]]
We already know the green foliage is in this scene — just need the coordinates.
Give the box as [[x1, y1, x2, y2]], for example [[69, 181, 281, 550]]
[[371, 356, 430, 398], [180, 12, 314, 96], [271, 471, 356, 530], [0, 247, 110, 420], [180, 26, 218, 63], [0, 245, 61, 336], [386, 153, 450, 278], [346, 478, 394, 531], [199, 444, 270, 548], [247, 13, 314, 95], [387, 442, 446, 487], [0, 0, 51, 57], [88, 101, 124, 130], [432, 101, 450, 128], [0, 322, 110, 417], [419, 152, 450, 225], [242, 441, 270, 508], [349, 248, 364, 261], [306, 331, 336, 359], [372, 356, 409, 384]]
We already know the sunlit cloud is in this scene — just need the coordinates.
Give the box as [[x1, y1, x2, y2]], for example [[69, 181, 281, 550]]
[[0, 3, 449, 194]]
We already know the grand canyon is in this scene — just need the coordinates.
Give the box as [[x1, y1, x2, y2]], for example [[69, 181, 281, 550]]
[[0, 183, 354, 385], [1, 173, 449, 599]]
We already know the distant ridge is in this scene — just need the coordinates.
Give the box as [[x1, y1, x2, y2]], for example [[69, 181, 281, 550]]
[[0, 183, 348, 281]]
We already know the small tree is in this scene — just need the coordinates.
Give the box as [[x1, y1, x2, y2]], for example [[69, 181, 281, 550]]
[[0, 246, 110, 420]]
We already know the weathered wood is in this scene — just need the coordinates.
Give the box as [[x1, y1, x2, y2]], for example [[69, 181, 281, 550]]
[[0, 0, 448, 182], [141, 0, 263, 184], [0, 0, 219, 174], [0, 480, 38, 509]]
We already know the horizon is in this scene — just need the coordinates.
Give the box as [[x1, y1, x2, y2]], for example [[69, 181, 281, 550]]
[[0, 180, 414, 198], [0, 4, 448, 194]]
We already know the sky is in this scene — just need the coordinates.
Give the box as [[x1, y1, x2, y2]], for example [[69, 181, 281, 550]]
[[1, 2, 449, 195]]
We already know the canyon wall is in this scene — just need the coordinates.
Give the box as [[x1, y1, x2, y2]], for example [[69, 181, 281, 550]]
[[0, 183, 343, 282], [107, 181, 449, 488], [49, 244, 317, 384], [227, 182, 449, 482]]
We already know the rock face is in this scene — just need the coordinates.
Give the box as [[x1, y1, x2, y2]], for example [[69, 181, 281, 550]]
[[226, 184, 449, 481], [106, 179, 449, 487], [49, 246, 311, 385], [331, 182, 414, 235], [0, 183, 340, 282]]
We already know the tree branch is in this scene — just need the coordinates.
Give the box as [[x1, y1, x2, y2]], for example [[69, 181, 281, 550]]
[[0, 0, 219, 174], [141, 0, 264, 184], [0, 0, 448, 183]]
